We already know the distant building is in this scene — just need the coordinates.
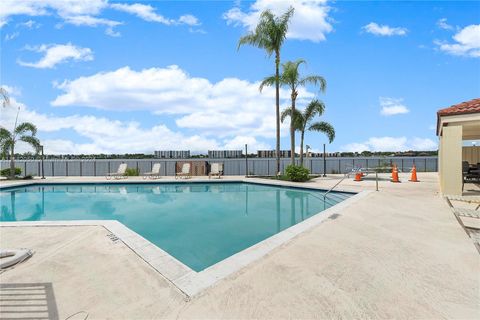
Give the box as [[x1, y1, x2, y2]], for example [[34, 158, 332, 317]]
[[257, 150, 292, 158], [154, 150, 190, 159], [307, 152, 340, 158], [208, 150, 243, 158]]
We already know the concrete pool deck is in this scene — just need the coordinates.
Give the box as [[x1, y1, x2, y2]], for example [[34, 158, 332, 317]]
[[1, 173, 479, 319]]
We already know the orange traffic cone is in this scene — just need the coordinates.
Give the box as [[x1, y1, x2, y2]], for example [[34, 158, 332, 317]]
[[391, 164, 396, 180], [391, 166, 400, 183], [409, 165, 419, 182], [354, 172, 363, 182]]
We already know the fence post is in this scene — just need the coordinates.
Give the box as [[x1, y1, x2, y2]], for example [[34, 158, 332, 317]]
[[66, 161, 69, 176], [52, 162, 54, 176], [80, 161, 82, 176], [425, 158, 427, 172], [94, 161, 96, 176]]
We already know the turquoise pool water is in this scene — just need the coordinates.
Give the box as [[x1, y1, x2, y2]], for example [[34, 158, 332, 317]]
[[0, 183, 352, 271]]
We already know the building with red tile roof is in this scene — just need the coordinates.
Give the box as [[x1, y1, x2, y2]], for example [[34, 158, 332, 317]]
[[437, 98, 480, 195]]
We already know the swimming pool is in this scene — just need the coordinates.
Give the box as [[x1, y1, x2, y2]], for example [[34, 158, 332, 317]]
[[0, 182, 352, 271]]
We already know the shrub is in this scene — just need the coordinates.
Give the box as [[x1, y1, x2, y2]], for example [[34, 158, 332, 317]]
[[23, 175, 33, 180], [285, 165, 310, 182], [0, 167, 22, 177], [124, 168, 139, 176]]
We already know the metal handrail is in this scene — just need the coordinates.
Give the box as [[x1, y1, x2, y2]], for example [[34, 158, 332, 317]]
[[323, 174, 348, 199]]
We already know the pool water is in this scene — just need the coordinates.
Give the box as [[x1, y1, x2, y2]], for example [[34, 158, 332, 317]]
[[0, 183, 352, 271]]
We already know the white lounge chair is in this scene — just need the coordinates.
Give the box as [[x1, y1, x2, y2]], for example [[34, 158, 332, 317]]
[[143, 163, 161, 179], [175, 163, 191, 179], [106, 163, 127, 180], [0, 249, 34, 269], [209, 163, 223, 179]]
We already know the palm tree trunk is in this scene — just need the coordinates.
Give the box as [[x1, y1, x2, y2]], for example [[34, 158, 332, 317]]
[[9, 145, 15, 179], [275, 49, 281, 175], [300, 130, 305, 166], [290, 91, 296, 165]]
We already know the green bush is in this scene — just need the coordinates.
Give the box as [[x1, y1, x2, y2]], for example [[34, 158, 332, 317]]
[[0, 167, 22, 177], [124, 168, 139, 176], [285, 165, 310, 182]]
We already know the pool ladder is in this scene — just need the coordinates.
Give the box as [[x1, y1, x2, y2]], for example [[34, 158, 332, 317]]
[[323, 175, 348, 200]]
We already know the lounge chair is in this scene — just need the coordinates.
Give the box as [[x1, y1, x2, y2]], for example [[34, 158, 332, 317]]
[[106, 163, 127, 180], [209, 163, 223, 179], [0, 249, 34, 269], [445, 196, 480, 253], [175, 163, 191, 179], [143, 163, 161, 179]]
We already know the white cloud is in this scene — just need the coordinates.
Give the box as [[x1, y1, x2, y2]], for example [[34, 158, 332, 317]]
[[222, 136, 270, 151], [4, 32, 19, 41], [362, 22, 407, 36], [379, 97, 409, 116], [17, 43, 93, 69], [51, 65, 310, 138], [0, 0, 110, 27], [435, 24, 480, 58], [223, 0, 333, 42], [110, 3, 173, 24], [62, 15, 120, 27], [110, 3, 200, 26], [436, 18, 453, 30], [0, 97, 272, 154], [0, 1, 198, 34], [179, 14, 200, 26], [342, 136, 437, 152], [17, 19, 40, 29]]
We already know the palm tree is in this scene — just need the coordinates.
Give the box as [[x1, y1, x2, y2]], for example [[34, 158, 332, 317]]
[[238, 7, 294, 175], [260, 59, 326, 165], [0, 123, 40, 179], [1, 87, 10, 108], [281, 99, 335, 165]]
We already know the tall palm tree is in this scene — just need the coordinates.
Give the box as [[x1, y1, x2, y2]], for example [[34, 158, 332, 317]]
[[1, 87, 10, 108], [238, 7, 294, 174], [281, 99, 335, 165], [260, 59, 326, 165], [0, 123, 40, 179]]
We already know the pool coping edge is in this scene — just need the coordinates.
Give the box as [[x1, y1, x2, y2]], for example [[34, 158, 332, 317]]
[[0, 179, 371, 298]]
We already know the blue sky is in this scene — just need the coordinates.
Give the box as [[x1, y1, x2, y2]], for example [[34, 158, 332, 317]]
[[1, 0, 479, 154]]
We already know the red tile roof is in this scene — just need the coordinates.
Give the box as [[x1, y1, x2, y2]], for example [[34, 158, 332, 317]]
[[437, 98, 480, 116], [436, 98, 480, 136]]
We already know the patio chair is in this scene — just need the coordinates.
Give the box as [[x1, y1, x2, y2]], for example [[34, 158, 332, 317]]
[[143, 163, 161, 179], [209, 163, 223, 179], [175, 163, 191, 179], [445, 196, 480, 253], [463, 161, 479, 190], [106, 163, 127, 180]]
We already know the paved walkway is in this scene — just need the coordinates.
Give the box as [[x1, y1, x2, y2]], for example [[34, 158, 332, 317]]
[[1, 173, 479, 319]]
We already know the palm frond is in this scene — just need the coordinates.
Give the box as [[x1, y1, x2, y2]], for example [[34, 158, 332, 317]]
[[281, 59, 306, 88], [0, 127, 12, 141], [281, 107, 303, 129], [308, 121, 335, 143], [299, 75, 327, 92], [0, 87, 10, 108], [281, 107, 293, 123], [239, 8, 294, 57], [259, 75, 277, 92], [304, 99, 325, 120], [14, 122, 37, 136], [19, 135, 41, 153]]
